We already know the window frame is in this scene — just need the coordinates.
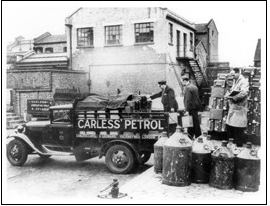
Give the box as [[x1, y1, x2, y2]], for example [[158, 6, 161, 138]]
[[104, 25, 123, 46], [190, 32, 194, 52], [134, 22, 154, 44], [168, 23, 173, 45], [77, 27, 94, 47]]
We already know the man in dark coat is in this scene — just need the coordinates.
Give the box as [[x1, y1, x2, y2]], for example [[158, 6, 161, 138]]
[[150, 80, 179, 134], [150, 80, 178, 112], [181, 76, 202, 139]]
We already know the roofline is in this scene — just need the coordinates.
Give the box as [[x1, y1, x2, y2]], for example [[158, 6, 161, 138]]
[[166, 10, 196, 32], [66, 7, 82, 19], [207, 19, 219, 34], [167, 9, 195, 26]]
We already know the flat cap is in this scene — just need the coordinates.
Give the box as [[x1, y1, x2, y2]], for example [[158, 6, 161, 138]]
[[158, 80, 166, 85]]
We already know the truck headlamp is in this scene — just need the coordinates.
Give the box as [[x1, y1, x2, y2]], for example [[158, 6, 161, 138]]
[[17, 125, 24, 133]]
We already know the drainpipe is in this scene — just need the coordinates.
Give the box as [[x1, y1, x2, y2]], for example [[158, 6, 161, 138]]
[[65, 18, 73, 70]]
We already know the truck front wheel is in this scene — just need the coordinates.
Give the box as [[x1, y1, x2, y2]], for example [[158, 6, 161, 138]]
[[7, 139, 28, 166], [105, 144, 135, 174]]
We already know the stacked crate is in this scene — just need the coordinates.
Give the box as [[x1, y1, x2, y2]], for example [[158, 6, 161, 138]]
[[207, 67, 261, 144], [242, 68, 261, 144], [207, 73, 233, 134]]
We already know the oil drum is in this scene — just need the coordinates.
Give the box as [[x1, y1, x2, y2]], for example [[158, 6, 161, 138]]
[[209, 140, 235, 190], [234, 142, 260, 192], [162, 126, 192, 186], [154, 132, 168, 173], [191, 137, 211, 183]]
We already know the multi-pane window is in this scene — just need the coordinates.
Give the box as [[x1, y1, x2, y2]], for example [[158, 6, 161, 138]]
[[134, 22, 154, 43], [190, 32, 194, 51], [77, 28, 94, 47], [105, 25, 122, 45], [169, 23, 173, 45]]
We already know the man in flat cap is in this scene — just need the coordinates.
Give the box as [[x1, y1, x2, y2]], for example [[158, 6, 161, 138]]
[[149, 80, 178, 134], [181, 76, 202, 139], [149, 80, 179, 113]]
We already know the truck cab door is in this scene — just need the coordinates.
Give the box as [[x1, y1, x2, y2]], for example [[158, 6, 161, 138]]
[[48, 109, 74, 147]]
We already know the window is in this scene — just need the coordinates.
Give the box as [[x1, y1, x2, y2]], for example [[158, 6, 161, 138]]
[[45, 47, 53, 53], [63, 47, 67, 52], [190, 32, 194, 51], [134, 22, 154, 43], [169, 23, 173, 45], [212, 30, 215, 36], [77, 28, 94, 47], [35, 47, 43, 53], [105, 25, 122, 45], [52, 110, 71, 123]]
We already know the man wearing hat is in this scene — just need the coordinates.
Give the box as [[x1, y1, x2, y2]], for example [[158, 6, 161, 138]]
[[149, 80, 179, 112], [181, 76, 202, 139]]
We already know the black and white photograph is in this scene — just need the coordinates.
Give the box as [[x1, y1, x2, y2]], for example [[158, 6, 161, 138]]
[[2, 1, 266, 204]]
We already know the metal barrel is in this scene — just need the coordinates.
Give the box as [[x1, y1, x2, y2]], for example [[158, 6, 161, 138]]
[[162, 127, 192, 187], [191, 137, 211, 183], [191, 153, 211, 183], [209, 141, 235, 190], [154, 132, 168, 173], [162, 145, 192, 186], [234, 142, 260, 192], [154, 145, 164, 173], [209, 156, 234, 189]]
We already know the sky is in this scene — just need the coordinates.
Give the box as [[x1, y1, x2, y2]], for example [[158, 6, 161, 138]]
[[2, 1, 266, 67]]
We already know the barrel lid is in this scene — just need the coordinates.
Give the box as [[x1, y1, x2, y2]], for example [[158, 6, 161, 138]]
[[164, 129, 192, 148], [192, 137, 211, 154], [212, 141, 234, 158], [237, 142, 260, 160], [154, 133, 169, 146]]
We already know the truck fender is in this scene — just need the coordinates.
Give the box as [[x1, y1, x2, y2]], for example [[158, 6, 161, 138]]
[[7, 133, 46, 155], [99, 140, 142, 164]]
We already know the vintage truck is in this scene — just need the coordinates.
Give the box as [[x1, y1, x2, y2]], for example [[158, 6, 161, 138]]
[[6, 93, 170, 174]]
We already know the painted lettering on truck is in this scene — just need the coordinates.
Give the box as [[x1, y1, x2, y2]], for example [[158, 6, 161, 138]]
[[77, 119, 164, 130]]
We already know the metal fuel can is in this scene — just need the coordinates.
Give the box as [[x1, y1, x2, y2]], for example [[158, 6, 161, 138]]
[[162, 126, 192, 186], [234, 142, 260, 192], [209, 141, 235, 190], [191, 137, 212, 183], [154, 132, 169, 173]]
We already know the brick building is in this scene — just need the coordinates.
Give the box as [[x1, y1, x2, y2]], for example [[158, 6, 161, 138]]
[[33, 32, 67, 54], [195, 19, 219, 63], [7, 36, 34, 69], [65, 7, 207, 96]]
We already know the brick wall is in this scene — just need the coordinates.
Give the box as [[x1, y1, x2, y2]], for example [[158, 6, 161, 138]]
[[7, 69, 88, 116], [66, 8, 196, 96], [35, 42, 67, 53]]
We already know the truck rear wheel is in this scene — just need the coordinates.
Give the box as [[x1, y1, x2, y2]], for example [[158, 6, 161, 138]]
[[105, 144, 135, 174], [7, 139, 28, 166]]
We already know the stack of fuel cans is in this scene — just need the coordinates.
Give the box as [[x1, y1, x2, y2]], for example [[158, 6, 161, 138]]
[[207, 73, 233, 133], [154, 129, 261, 192], [242, 67, 261, 145]]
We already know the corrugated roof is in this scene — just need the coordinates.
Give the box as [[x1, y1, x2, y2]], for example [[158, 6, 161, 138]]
[[195, 23, 208, 33], [36, 35, 66, 44], [18, 53, 67, 63]]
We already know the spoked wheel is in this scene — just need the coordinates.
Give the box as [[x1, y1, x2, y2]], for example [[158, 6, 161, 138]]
[[140, 151, 151, 164], [105, 144, 135, 174], [7, 139, 28, 166]]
